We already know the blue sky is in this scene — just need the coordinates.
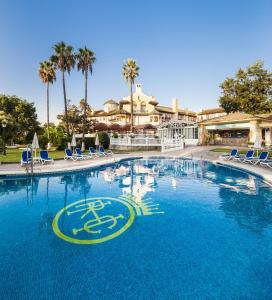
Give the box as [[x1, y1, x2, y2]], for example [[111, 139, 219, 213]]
[[0, 0, 271, 123]]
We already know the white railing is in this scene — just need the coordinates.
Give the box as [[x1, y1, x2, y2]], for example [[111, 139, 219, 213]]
[[111, 134, 185, 152], [111, 134, 161, 146], [161, 138, 184, 152], [184, 139, 198, 146]]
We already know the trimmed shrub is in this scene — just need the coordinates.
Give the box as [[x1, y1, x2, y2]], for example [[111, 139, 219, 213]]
[[98, 131, 110, 149], [76, 137, 95, 150], [57, 137, 69, 150]]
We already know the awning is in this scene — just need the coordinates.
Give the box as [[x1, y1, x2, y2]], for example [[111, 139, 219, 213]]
[[206, 122, 250, 130]]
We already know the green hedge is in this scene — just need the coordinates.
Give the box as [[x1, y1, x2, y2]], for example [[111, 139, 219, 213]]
[[98, 132, 110, 149]]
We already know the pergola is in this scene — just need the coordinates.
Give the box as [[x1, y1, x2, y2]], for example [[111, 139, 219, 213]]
[[157, 119, 198, 141]]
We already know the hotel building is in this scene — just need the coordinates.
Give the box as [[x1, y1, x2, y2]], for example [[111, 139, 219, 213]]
[[89, 84, 197, 128]]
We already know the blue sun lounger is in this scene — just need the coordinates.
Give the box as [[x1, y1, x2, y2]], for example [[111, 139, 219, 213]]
[[40, 150, 54, 164], [89, 147, 99, 157], [64, 148, 79, 161], [233, 149, 255, 162], [21, 150, 32, 166], [244, 151, 268, 165], [221, 149, 238, 160], [260, 159, 272, 168], [99, 146, 113, 156], [75, 148, 90, 159]]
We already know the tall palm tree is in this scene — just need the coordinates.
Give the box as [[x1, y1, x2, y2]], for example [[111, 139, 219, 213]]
[[38, 60, 56, 143], [51, 42, 75, 139], [76, 47, 96, 151], [122, 59, 139, 132]]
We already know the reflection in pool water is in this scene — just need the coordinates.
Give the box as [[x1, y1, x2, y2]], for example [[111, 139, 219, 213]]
[[1, 159, 272, 299]]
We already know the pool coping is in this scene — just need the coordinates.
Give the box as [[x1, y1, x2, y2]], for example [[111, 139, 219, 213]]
[[0, 156, 143, 178], [1, 153, 272, 185]]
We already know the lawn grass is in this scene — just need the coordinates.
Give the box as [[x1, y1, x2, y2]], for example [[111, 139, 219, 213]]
[[0, 148, 66, 163], [0, 147, 133, 163], [210, 147, 272, 157], [211, 147, 248, 154]]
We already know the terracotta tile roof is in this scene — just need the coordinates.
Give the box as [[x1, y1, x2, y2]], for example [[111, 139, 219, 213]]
[[156, 105, 196, 116], [148, 109, 162, 115], [198, 107, 225, 115], [107, 109, 130, 116], [103, 99, 118, 105], [178, 109, 196, 116], [156, 105, 174, 113]]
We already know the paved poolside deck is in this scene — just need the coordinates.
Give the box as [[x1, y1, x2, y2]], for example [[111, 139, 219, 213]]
[[1, 146, 272, 184]]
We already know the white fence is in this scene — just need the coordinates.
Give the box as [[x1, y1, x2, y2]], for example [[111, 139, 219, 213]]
[[110, 134, 186, 152], [111, 135, 161, 147], [161, 138, 184, 152]]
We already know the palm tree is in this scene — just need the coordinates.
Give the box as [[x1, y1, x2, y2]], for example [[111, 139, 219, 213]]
[[76, 47, 96, 151], [38, 61, 56, 144], [122, 59, 139, 132], [50, 42, 75, 139]]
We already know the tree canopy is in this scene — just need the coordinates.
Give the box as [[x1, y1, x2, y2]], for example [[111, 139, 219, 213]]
[[122, 59, 139, 84], [0, 95, 40, 143], [219, 62, 272, 114], [57, 100, 95, 134]]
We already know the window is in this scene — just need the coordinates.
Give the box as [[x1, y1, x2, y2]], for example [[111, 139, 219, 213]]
[[141, 102, 146, 112]]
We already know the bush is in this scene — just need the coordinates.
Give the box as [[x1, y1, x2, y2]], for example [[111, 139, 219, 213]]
[[98, 131, 110, 149], [57, 137, 69, 150], [39, 135, 49, 149], [76, 137, 95, 150]]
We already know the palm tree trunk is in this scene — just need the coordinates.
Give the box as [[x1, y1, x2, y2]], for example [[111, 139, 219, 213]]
[[82, 70, 88, 151], [46, 82, 50, 142], [130, 79, 133, 132], [62, 70, 69, 139]]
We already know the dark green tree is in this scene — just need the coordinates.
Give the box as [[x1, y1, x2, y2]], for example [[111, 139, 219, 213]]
[[219, 62, 272, 114], [57, 100, 82, 134], [122, 59, 140, 132], [51, 42, 75, 139], [75, 47, 96, 151], [38, 60, 56, 143], [0, 95, 40, 144]]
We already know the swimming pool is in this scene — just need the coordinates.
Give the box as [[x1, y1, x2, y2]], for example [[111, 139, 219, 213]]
[[1, 158, 272, 299]]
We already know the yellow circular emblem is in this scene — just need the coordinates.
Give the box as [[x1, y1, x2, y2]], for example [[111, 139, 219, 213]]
[[52, 197, 135, 244]]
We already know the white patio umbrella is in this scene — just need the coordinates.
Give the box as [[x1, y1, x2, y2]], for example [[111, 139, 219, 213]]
[[71, 133, 77, 153], [254, 135, 262, 157], [95, 133, 99, 150], [32, 132, 39, 158]]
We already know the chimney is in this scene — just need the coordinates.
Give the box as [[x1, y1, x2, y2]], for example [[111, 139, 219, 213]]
[[135, 83, 142, 94], [172, 98, 179, 120]]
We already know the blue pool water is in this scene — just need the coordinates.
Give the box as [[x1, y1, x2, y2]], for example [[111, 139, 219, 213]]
[[1, 158, 272, 299]]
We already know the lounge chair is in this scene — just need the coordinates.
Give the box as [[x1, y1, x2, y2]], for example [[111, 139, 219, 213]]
[[221, 149, 238, 160], [21, 150, 32, 166], [64, 149, 79, 161], [233, 149, 255, 162], [99, 146, 113, 156], [260, 160, 272, 168], [40, 150, 54, 164], [89, 147, 99, 157], [245, 151, 269, 165], [75, 148, 90, 159]]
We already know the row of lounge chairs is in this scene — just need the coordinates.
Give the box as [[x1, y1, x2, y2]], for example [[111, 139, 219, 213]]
[[64, 147, 113, 161], [21, 146, 113, 165], [21, 150, 54, 166], [222, 149, 272, 168]]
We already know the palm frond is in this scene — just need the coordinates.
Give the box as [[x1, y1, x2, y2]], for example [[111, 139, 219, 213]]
[[122, 58, 140, 83]]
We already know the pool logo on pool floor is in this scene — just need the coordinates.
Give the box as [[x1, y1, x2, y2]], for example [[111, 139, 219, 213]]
[[52, 195, 164, 245]]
